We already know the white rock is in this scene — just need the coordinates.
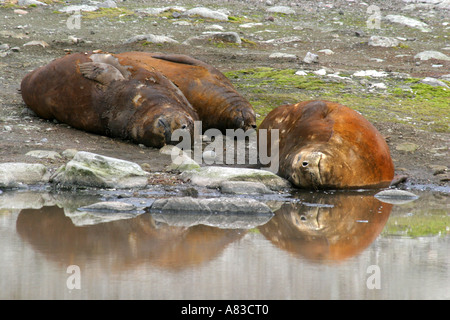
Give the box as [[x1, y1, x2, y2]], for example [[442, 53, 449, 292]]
[[0, 163, 49, 188], [295, 70, 308, 76], [181, 166, 291, 191], [26, 150, 62, 160], [368, 36, 399, 47], [240, 22, 263, 28], [419, 77, 449, 88], [414, 50, 450, 61], [23, 40, 49, 48], [124, 34, 178, 44], [318, 49, 334, 55], [58, 5, 99, 13], [269, 52, 297, 59], [313, 69, 327, 76], [18, 0, 47, 6], [51, 151, 149, 189], [303, 52, 319, 64], [184, 7, 228, 21], [353, 70, 388, 78], [267, 6, 295, 14], [384, 14, 431, 32]]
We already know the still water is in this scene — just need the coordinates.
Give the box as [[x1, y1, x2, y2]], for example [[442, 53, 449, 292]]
[[0, 187, 448, 300]]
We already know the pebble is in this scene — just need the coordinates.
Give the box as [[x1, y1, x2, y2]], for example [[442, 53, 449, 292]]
[[395, 142, 419, 152], [124, 34, 178, 44], [353, 70, 388, 78]]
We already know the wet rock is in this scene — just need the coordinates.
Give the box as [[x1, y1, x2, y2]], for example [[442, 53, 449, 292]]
[[375, 189, 419, 205], [79, 201, 137, 212], [151, 209, 273, 229], [0, 163, 49, 188], [150, 196, 274, 215], [51, 151, 149, 189], [25, 150, 62, 160], [267, 6, 295, 15], [419, 77, 449, 88], [67, 203, 143, 226], [384, 15, 431, 32], [414, 50, 450, 61], [303, 52, 319, 64], [396, 142, 419, 152], [124, 34, 178, 44], [219, 181, 274, 195], [181, 166, 291, 191], [183, 7, 228, 21], [368, 36, 400, 48]]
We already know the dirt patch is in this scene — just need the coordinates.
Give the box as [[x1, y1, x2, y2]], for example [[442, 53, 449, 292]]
[[0, 0, 449, 188]]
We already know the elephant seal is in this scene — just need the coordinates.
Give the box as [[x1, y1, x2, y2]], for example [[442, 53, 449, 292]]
[[20, 52, 199, 148], [114, 51, 256, 132], [258, 100, 394, 189]]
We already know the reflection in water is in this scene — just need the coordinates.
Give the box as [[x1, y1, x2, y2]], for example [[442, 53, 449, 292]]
[[16, 207, 245, 271], [259, 192, 393, 262]]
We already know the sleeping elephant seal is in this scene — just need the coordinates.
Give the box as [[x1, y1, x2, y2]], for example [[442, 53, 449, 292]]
[[258, 100, 394, 189], [114, 51, 256, 132], [20, 52, 199, 148]]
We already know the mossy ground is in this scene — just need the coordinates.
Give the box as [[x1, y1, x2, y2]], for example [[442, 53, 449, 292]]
[[225, 68, 450, 131]]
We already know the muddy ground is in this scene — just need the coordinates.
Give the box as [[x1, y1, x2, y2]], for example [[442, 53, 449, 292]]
[[0, 0, 449, 189]]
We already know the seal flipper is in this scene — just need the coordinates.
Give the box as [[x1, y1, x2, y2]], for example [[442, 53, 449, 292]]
[[79, 62, 125, 86], [151, 53, 210, 68]]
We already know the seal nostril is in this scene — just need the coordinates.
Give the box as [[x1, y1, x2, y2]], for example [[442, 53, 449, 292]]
[[302, 161, 309, 167]]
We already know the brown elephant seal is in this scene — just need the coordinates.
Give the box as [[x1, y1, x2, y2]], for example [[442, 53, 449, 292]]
[[114, 51, 256, 132], [258, 100, 394, 189], [20, 52, 199, 148]]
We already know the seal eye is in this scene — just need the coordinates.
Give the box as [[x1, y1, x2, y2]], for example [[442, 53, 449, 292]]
[[181, 124, 187, 129], [302, 161, 309, 167], [300, 215, 307, 221]]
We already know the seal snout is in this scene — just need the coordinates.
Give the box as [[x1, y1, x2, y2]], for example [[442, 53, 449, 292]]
[[293, 151, 324, 188]]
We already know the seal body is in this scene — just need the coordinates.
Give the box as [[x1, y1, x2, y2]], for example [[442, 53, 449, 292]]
[[21, 52, 199, 148], [258, 100, 394, 189], [115, 51, 256, 132]]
